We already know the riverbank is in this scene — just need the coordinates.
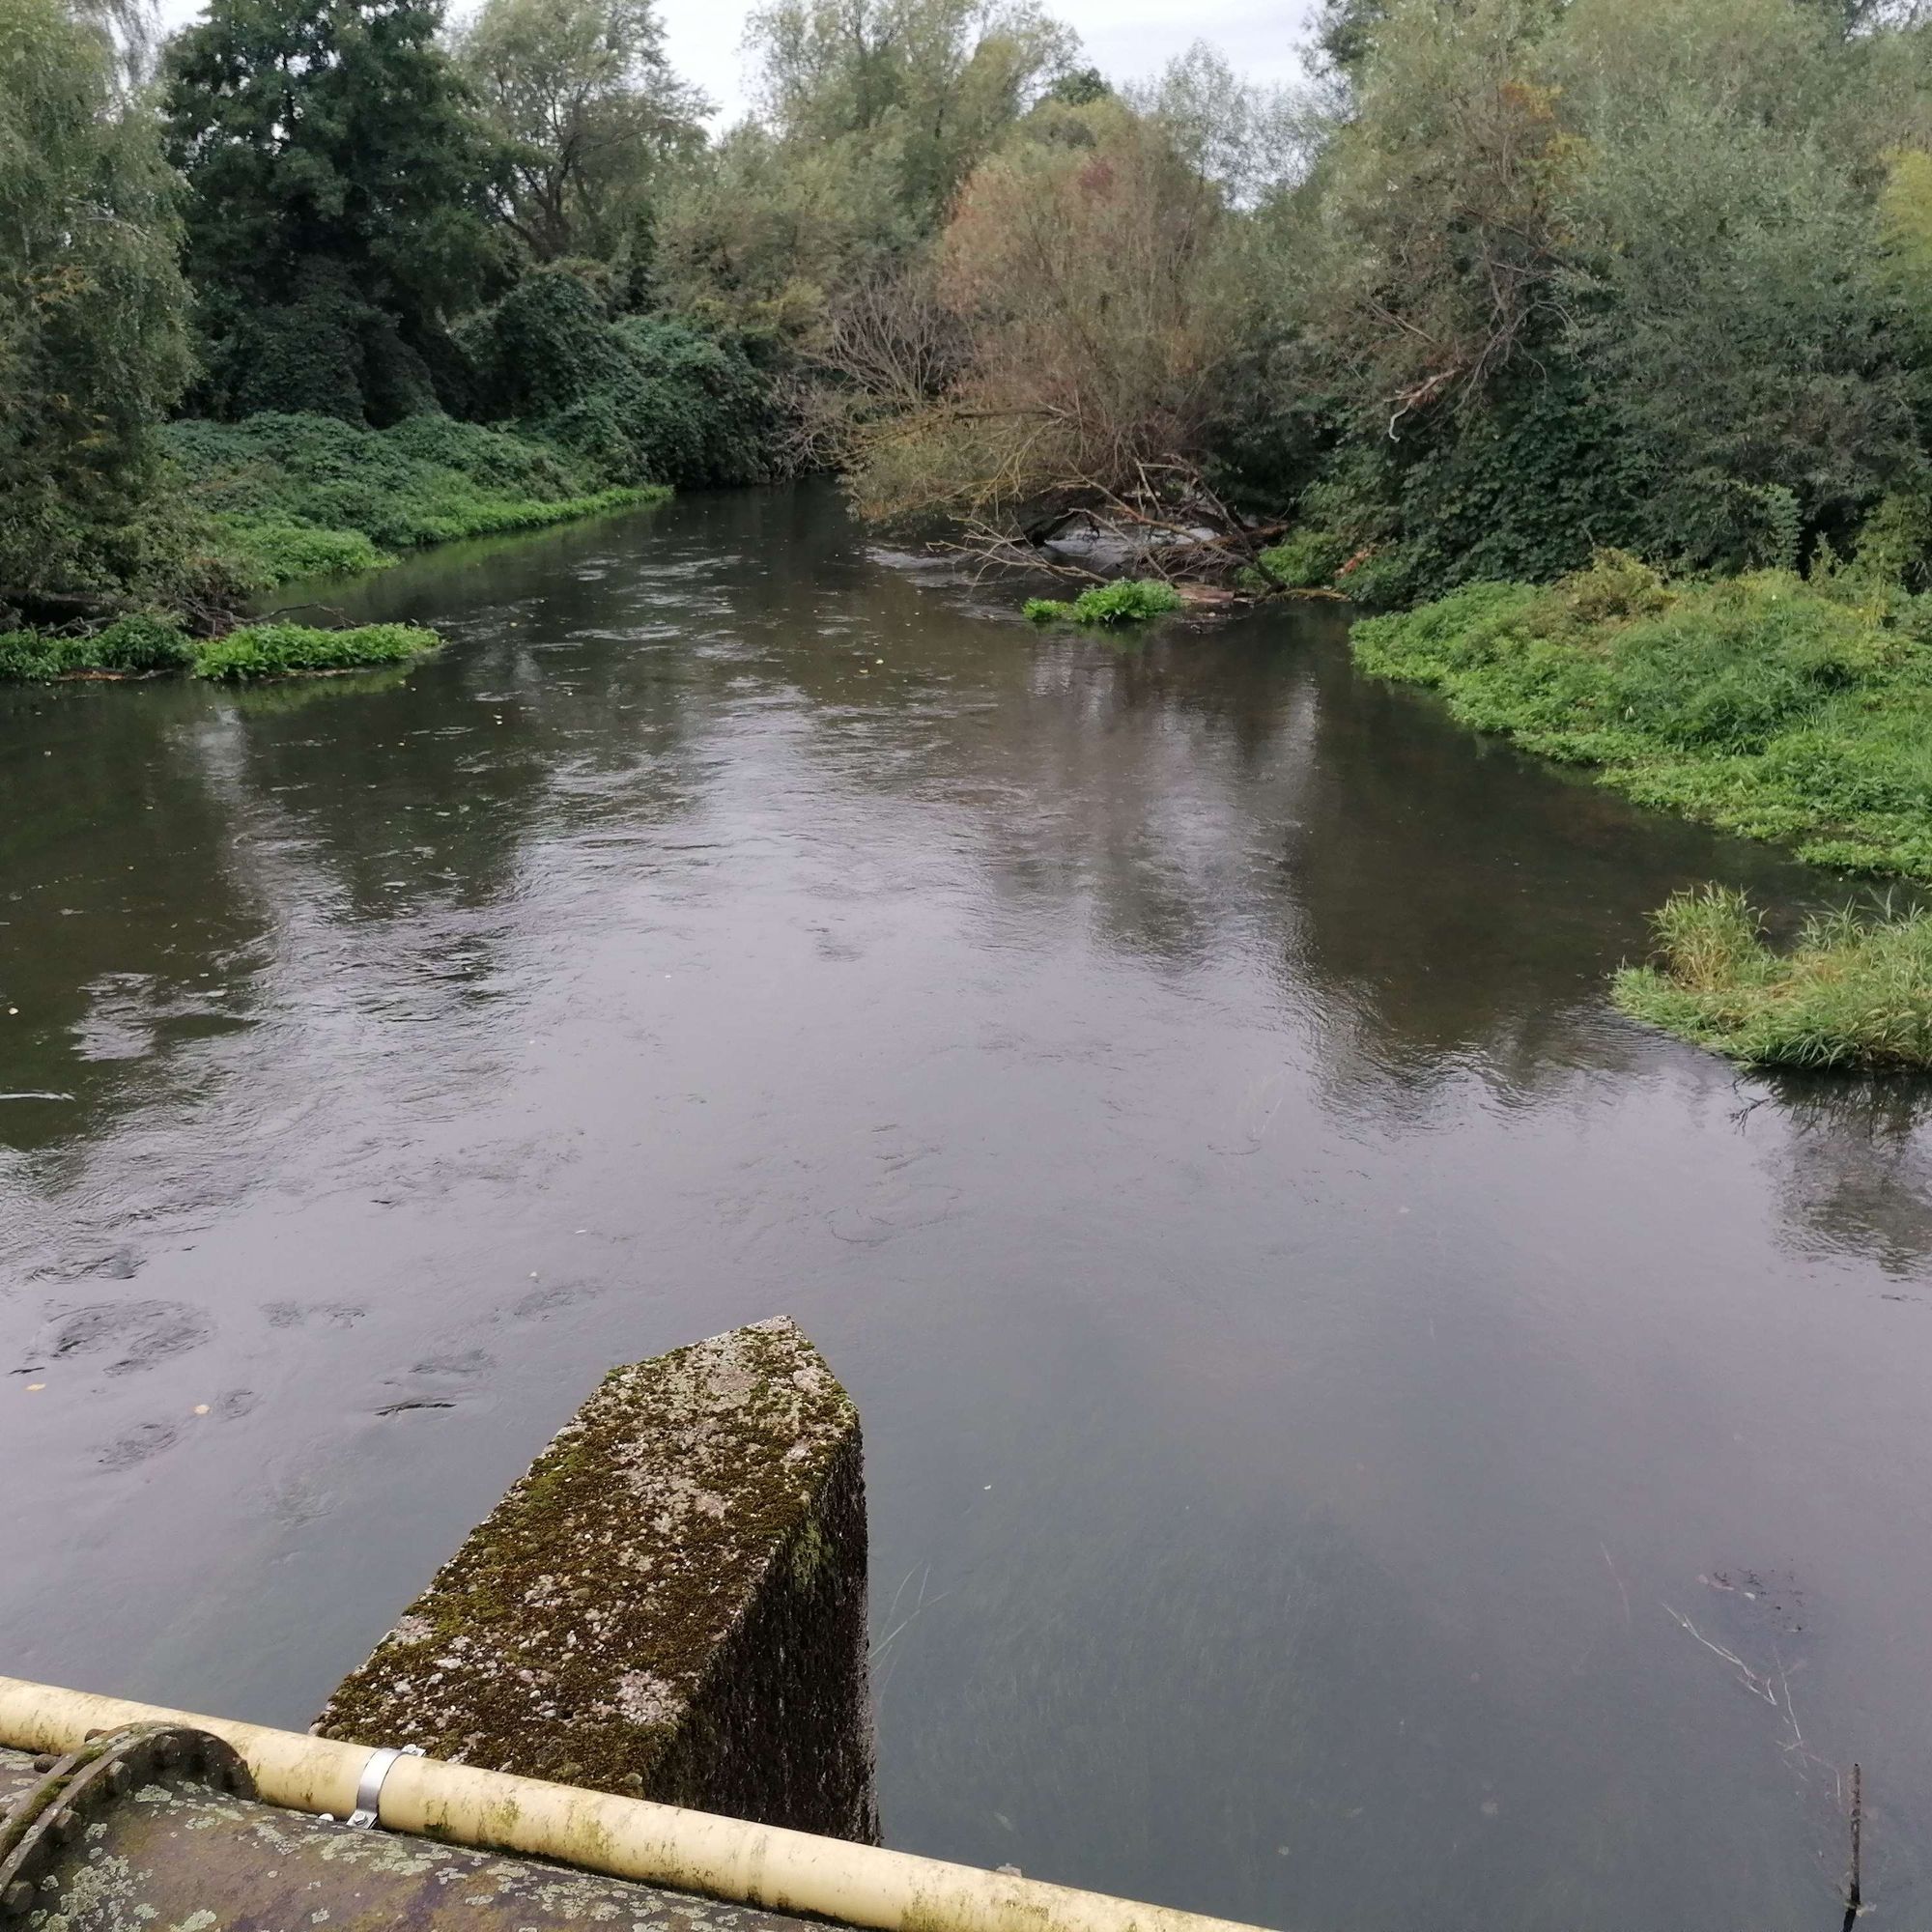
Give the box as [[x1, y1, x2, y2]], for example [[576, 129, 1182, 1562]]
[[0, 412, 668, 684], [0, 616, 440, 683], [1351, 555, 1932, 882], [1613, 886, 1932, 1069], [171, 412, 669, 595]]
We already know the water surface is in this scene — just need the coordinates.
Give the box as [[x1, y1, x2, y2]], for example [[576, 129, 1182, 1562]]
[[4, 486, 1930, 1929]]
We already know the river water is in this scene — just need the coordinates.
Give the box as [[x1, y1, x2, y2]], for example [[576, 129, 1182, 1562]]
[[3, 486, 1930, 1929]]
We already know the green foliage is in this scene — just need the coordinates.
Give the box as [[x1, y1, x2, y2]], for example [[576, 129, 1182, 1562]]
[[162, 0, 498, 425], [165, 411, 665, 588], [747, 0, 1077, 232], [0, 0, 196, 611], [1024, 580, 1186, 625], [1352, 563, 1932, 877], [1259, 528, 1352, 589], [216, 525, 396, 585], [1856, 488, 1932, 589], [1223, 0, 1932, 597], [0, 613, 193, 681], [190, 620, 441, 681], [0, 611, 442, 684], [459, 270, 771, 485], [456, 0, 705, 264], [1613, 885, 1932, 1068]]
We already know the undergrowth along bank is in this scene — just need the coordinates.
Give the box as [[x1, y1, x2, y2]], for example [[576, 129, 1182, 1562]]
[[1613, 886, 1932, 1069], [1351, 554, 1932, 881], [168, 412, 668, 592], [0, 616, 441, 684]]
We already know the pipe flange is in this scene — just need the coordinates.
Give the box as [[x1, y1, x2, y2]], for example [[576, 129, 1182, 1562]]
[[0, 1723, 254, 1918]]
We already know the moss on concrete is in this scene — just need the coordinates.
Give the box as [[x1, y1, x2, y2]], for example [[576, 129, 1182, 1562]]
[[0, 1743, 826, 1932], [316, 1318, 876, 1841]]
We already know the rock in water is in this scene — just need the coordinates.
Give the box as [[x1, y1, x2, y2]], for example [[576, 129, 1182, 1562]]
[[315, 1317, 877, 1842]]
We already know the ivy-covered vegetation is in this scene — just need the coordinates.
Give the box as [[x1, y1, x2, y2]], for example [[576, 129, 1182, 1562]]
[[0, 0, 771, 657], [167, 413, 666, 590], [1613, 887, 1932, 1069]]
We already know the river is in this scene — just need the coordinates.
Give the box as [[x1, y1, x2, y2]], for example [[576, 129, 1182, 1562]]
[[3, 485, 1929, 1929]]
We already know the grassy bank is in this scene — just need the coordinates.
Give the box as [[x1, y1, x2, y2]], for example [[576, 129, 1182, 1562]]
[[1614, 887, 1932, 1068], [0, 616, 440, 684], [1351, 555, 1932, 880], [168, 412, 668, 592]]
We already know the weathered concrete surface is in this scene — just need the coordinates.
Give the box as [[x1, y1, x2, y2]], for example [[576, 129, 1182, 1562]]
[[317, 1317, 877, 1842], [0, 1738, 833, 1932]]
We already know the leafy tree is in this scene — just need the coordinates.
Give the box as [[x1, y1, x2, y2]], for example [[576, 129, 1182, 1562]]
[[1137, 43, 1316, 206], [455, 0, 706, 265], [1300, 0, 1572, 432], [840, 98, 1241, 522], [744, 0, 1078, 227], [0, 0, 195, 611], [1045, 64, 1108, 105], [656, 117, 918, 337], [162, 0, 498, 423], [1308, 0, 1389, 84], [1555, 0, 1919, 564]]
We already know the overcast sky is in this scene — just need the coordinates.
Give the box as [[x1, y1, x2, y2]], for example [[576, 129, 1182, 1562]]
[[155, 0, 1321, 127]]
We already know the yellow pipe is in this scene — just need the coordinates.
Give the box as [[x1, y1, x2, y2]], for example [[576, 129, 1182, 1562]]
[[0, 1675, 1274, 1932]]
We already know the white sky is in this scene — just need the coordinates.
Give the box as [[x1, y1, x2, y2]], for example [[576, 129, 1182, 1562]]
[[155, 0, 1320, 128]]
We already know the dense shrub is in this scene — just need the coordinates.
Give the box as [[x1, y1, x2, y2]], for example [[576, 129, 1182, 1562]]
[[1351, 560, 1932, 877], [540, 317, 770, 489], [1024, 580, 1187, 625], [459, 270, 771, 488], [191, 267, 444, 426], [1613, 886, 1932, 1069], [190, 621, 441, 681]]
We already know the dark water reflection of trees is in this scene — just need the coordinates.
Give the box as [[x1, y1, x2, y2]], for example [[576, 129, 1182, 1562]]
[[11, 489, 1932, 1281]]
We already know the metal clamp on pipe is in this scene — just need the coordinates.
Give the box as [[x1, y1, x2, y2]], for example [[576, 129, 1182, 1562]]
[[323, 1742, 425, 1830]]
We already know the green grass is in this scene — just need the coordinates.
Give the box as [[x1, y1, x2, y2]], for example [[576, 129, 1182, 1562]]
[[166, 412, 669, 591], [0, 613, 440, 684], [1025, 579, 1187, 626], [1612, 885, 1932, 1068], [189, 621, 441, 682], [0, 614, 193, 681], [1350, 553, 1932, 879]]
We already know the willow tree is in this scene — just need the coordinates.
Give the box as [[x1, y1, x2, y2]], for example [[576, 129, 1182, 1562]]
[[745, 0, 1077, 230], [456, 0, 707, 268], [840, 97, 1245, 551], [0, 0, 193, 612]]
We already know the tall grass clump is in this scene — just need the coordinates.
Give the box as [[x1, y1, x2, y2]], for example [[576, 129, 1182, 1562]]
[[1350, 554, 1932, 879], [1612, 886, 1932, 1068], [1025, 580, 1187, 626]]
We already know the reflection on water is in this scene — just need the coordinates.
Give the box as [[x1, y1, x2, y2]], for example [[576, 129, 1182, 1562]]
[[4, 485, 1931, 1930]]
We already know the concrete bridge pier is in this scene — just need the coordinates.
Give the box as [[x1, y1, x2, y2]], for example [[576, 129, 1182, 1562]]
[[316, 1316, 877, 1843]]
